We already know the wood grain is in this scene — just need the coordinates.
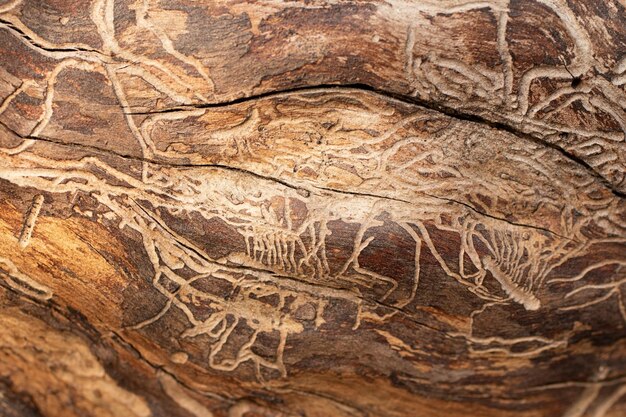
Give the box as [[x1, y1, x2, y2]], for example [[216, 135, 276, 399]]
[[0, 1, 625, 416]]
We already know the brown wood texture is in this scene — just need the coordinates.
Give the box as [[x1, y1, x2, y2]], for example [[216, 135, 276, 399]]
[[0, 1, 625, 416]]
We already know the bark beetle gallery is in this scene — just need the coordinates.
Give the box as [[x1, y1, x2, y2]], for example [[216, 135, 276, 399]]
[[0, 1, 625, 416]]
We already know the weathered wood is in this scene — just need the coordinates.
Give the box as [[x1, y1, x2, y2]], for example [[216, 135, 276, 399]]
[[0, 1, 625, 416]]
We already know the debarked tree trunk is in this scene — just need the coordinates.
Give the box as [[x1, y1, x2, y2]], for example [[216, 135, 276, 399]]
[[0, 1, 625, 416]]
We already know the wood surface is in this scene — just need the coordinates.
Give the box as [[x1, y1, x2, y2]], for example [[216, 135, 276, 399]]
[[0, 1, 625, 416]]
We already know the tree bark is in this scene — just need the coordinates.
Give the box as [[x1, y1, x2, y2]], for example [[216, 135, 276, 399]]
[[0, 1, 625, 416]]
